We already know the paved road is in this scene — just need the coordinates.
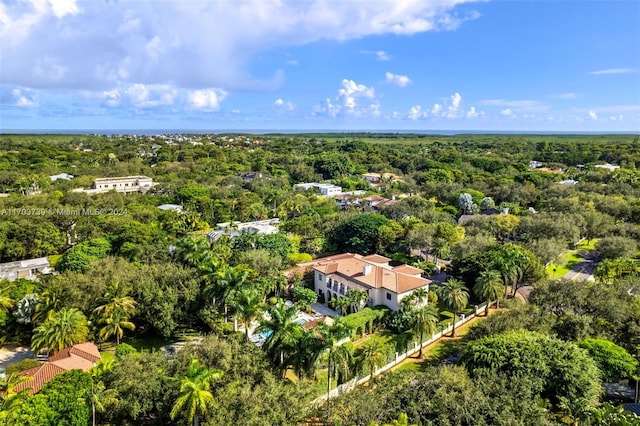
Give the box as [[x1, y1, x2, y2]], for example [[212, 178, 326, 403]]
[[563, 252, 599, 281]]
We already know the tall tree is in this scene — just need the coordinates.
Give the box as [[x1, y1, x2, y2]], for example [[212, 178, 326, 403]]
[[345, 289, 369, 313], [230, 288, 263, 338], [412, 306, 439, 358], [171, 357, 223, 426], [473, 270, 504, 316], [97, 310, 135, 345], [438, 279, 469, 337], [256, 300, 304, 367], [359, 340, 387, 381], [31, 308, 89, 354]]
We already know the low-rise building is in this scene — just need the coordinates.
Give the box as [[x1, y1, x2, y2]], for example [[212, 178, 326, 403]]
[[594, 163, 621, 172], [239, 172, 272, 182], [293, 182, 343, 197], [0, 257, 52, 282], [206, 218, 280, 241], [15, 342, 101, 394], [49, 173, 74, 182], [73, 176, 153, 194], [300, 253, 431, 312]]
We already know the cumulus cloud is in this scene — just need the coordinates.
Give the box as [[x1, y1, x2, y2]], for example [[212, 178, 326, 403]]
[[588, 110, 598, 120], [446, 92, 462, 118], [11, 88, 38, 107], [1, 0, 478, 93], [466, 106, 480, 118], [385, 72, 412, 87], [316, 79, 379, 118], [408, 105, 425, 120], [187, 89, 227, 111], [500, 108, 514, 117], [431, 104, 442, 116], [125, 84, 178, 108], [275, 98, 295, 110]]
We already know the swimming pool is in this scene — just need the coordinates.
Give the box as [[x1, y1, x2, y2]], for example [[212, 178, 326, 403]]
[[260, 330, 273, 340]]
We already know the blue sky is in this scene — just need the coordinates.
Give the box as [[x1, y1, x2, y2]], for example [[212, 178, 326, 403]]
[[1, 0, 639, 132]]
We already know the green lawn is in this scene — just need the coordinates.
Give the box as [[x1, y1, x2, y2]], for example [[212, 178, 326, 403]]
[[124, 335, 181, 352], [546, 251, 584, 280]]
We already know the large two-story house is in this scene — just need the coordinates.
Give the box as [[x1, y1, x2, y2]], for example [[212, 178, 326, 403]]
[[308, 253, 430, 312]]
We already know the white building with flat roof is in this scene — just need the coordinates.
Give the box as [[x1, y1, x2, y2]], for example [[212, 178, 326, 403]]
[[0, 257, 52, 282], [206, 218, 280, 241], [293, 182, 342, 197], [73, 176, 153, 194]]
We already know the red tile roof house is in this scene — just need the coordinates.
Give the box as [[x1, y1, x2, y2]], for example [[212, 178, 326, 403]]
[[298, 253, 431, 313], [13, 342, 101, 394]]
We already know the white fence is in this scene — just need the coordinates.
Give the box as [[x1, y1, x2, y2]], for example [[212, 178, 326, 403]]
[[312, 302, 488, 405]]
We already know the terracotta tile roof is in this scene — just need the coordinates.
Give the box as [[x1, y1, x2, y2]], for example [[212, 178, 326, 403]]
[[14, 342, 100, 395], [15, 363, 66, 394], [362, 254, 391, 264], [392, 265, 423, 275], [313, 253, 430, 295], [48, 342, 101, 363]]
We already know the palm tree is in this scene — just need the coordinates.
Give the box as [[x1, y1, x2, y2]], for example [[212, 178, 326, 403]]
[[204, 265, 250, 323], [171, 357, 223, 426], [0, 285, 15, 313], [438, 279, 469, 337], [31, 308, 89, 354], [97, 310, 135, 345], [412, 306, 439, 358], [431, 237, 451, 261], [474, 269, 504, 316], [410, 287, 429, 307], [345, 289, 369, 313], [359, 340, 387, 381], [33, 284, 67, 323], [93, 282, 136, 318], [329, 297, 350, 316], [88, 380, 118, 426], [230, 288, 263, 338], [256, 300, 304, 367]]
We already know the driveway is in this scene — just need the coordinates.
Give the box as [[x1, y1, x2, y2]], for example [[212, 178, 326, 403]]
[[0, 346, 35, 373], [563, 252, 599, 281]]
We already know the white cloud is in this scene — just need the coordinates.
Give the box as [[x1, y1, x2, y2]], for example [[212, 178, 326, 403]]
[[126, 84, 178, 108], [550, 93, 577, 99], [102, 89, 121, 107], [588, 110, 598, 120], [500, 108, 514, 117], [231, 109, 240, 114], [610, 115, 624, 121], [446, 92, 462, 118], [275, 98, 295, 110], [360, 50, 392, 61], [316, 79, 379, 118], [588, 68, 637, 75], [1, 0, 479, 92], [285, 59, 298, 66], [466, 106, 481, 118], [11, 88, 38, 107], [48, 0, 80, 19], [376, 51, 391, 61], [187, 89, 226, 111], [385, 72, 412, 87], [431, 104, 442, 116], [408, 105, 424, 120]]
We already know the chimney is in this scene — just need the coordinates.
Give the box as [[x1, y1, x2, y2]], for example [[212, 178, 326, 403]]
[[363, 264, 373, 276]]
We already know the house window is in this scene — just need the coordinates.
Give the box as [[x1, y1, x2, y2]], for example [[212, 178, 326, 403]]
[[386, 292, 392, 300]]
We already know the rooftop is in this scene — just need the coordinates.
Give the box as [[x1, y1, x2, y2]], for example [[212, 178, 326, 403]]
[[312, 253, 430, 294]]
